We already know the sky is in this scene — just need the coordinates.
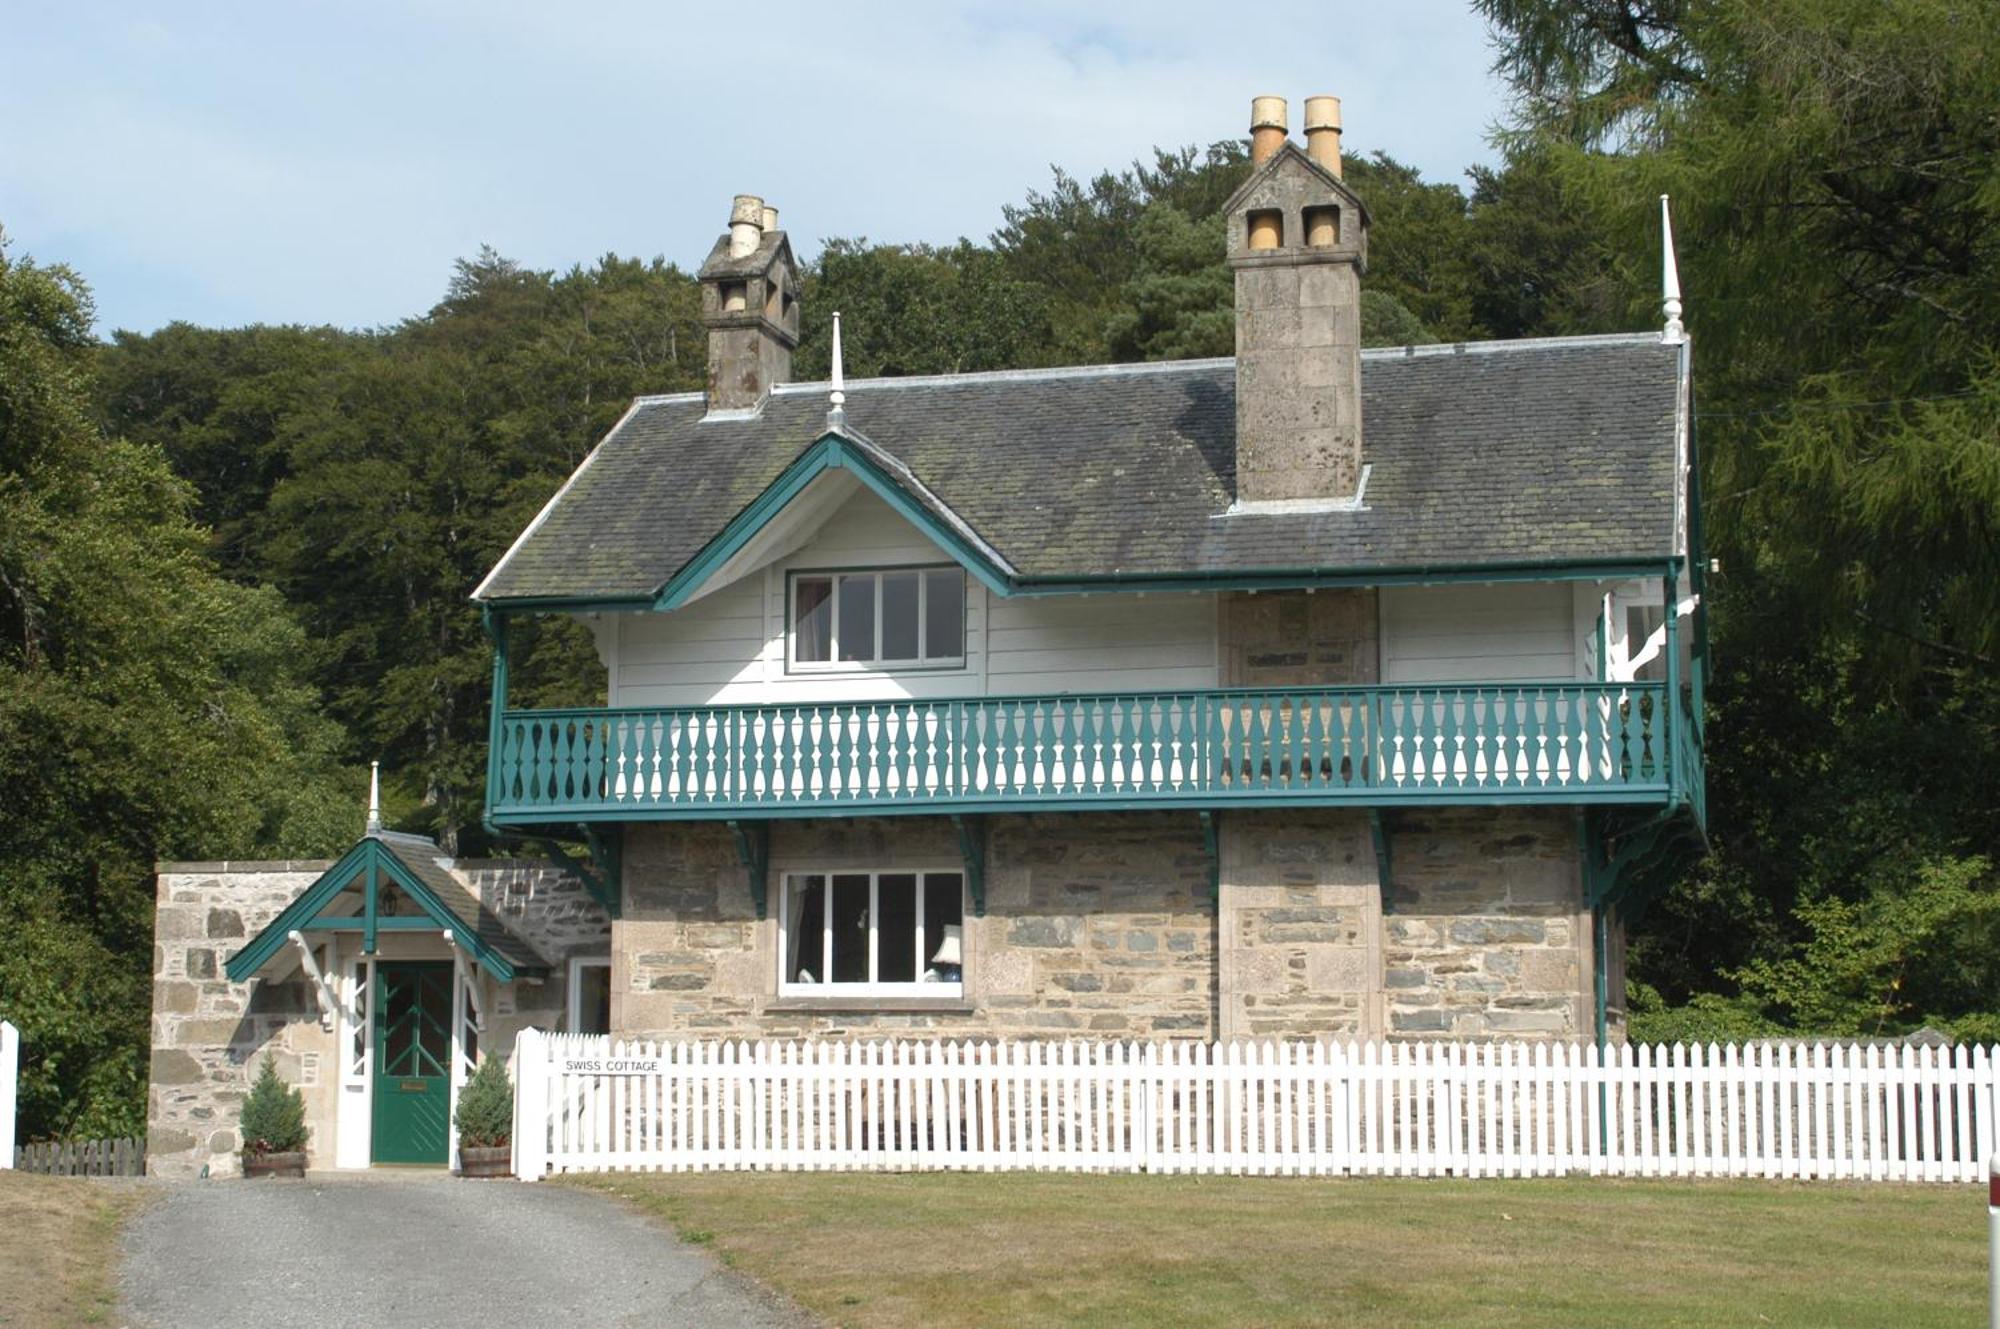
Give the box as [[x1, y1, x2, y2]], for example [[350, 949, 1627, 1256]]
[[0, 2, 1514, 336]]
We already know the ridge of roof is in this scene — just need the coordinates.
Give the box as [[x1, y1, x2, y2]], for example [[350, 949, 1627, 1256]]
[[623, 330, 1670, 409]]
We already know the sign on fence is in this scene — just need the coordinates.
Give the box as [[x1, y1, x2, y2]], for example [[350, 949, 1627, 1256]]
[[511, 1030, 2000, 1185]]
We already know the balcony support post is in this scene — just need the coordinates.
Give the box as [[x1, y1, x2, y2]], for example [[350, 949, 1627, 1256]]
[[728, 820, 770, 920], [1664, 563, 1681, 802], [1198, 811, 1221, 903], [950, 815, 987, 918], [531, 829, 622, 920], [1368, 809, 1394, 915], [482, 607, 510, 816]]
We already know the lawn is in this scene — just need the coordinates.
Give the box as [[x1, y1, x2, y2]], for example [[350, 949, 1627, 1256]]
[[0, 1171, 150, 1327], [577, 1170, 1989, 1328]]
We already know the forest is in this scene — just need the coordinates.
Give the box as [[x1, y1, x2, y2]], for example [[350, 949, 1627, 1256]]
[[2, 0, 1995, 1139]]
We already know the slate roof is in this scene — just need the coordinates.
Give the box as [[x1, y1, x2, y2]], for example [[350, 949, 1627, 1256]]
[[476, 332, 1684, 603], [371, 832, 547, 974]]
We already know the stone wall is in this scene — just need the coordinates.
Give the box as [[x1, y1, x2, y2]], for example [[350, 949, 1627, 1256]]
[[615, 812, 1215, 1040], [1216, 810, 1381, 1040], [615, 806, 1607, 1047], [1379, 807, 1594, 1038], [148, 856, 608, 1180]]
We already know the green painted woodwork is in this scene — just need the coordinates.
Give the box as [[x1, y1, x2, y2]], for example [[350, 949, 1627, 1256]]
[[224, 838, 520, 985], [1368, 809, 1394, 914], [655, 433, 1015, 612], [728, 820, 770, 919], [488, 681, 1699, 826], [300, 916, 442, 932], [951, 814, 987, 917], [370, 962, 452, 1166]]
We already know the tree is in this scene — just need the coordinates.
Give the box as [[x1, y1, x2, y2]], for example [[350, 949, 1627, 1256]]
[[1480, 0, 2000, 1037], [0, 231, 355, 1138]]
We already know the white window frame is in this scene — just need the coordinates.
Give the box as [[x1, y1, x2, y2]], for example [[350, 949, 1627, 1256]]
[[776, 868, 966, 998], [566, 956, 612, 1036], [786, 566, 967, 673]]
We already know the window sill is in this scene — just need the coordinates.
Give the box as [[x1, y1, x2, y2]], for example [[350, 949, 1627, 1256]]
[[767, 996, 975, 1015]]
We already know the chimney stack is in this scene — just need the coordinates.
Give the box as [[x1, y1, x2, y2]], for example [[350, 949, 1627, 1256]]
[[1225, 94, 1369, 505], [699, 192, 800, 412]]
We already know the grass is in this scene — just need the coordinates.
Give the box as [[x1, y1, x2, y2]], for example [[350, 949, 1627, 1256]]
[[0, 1171, 151, 1327], [576, 1170, 1989, 1328]]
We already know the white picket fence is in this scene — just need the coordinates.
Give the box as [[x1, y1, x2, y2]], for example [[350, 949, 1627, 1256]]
[[510, 1030, 2000, 1184], [0, 1021, 16, 1170]]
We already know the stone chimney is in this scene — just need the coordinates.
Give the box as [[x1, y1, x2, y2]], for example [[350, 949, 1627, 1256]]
[[1224, 95, 1369, 504], [697, 193, 800, 412]]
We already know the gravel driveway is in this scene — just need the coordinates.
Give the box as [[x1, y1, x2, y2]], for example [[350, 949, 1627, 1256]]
[[120, 1170, 815, 1328]]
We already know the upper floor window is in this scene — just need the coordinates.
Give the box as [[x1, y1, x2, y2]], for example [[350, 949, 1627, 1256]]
[[790, 567, 965, 671]]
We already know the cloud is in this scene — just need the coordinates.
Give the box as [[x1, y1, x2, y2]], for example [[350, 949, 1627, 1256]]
[[0, 0, 1508, 333]]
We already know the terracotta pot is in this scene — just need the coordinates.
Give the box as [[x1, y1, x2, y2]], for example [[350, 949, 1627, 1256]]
[[242, 1150, 307, 1179], [458, 1144, 512, 1178]]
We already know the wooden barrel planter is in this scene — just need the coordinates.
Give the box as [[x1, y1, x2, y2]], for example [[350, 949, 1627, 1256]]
[[458, 1145, 512, 1179], [242, 1150, 307, 1179]]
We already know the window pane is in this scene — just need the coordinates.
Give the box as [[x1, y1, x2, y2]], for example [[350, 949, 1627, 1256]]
[[880, 572, 920, 661], [876, 873, 918, 983], [925, 569, 964, 660], [924, 874, 964, 981], [830, 873, 871, 983], [785, 876, 825, 984], [794, 577, 832, 662], [837, 574, 875, 663]]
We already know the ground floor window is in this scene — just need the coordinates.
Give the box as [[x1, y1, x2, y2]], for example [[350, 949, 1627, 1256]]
[[568, 957, 611, 1035], [779, 870, 964, 996]]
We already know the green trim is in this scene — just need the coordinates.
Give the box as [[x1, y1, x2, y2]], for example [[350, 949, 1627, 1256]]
[[728, 820, 770, 920], [223, 839, 520, 985], [1368, 809, 1394, 915], [301, 916, 441, 932], [1199, 810, 1220, 903], [581, 824, 623, 919], [655, 433, 1014, 611], [483, 608, 510, 836], [482, 558, 1678, 616], [950, 815, 987, 917], [1004, 558, 1674, 597]]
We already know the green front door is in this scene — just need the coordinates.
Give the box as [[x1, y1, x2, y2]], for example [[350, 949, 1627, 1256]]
[[372, 961, 452, 1165]]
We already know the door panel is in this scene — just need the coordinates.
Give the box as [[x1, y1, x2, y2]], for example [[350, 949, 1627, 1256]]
[[371, 962, 451, 1164]]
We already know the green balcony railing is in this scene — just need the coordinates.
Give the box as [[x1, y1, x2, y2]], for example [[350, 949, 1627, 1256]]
[[487, 683, 1682, 823]]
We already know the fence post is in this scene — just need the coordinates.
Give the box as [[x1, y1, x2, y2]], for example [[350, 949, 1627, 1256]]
[[513, 1027, 549, 1180], [0, 1020, 17, 1170], [1988, 1154, 1998, 1329]]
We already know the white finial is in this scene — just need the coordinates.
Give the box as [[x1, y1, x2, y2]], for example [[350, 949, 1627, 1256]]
[[828, 310, 846, 429], [1661, 194, 1685, 345], [366, 760, 381, 835]]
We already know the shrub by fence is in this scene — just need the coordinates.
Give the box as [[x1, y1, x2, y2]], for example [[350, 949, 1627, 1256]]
[[512, 1031, 1999, 1184], [12, 1137, 147, 1177]]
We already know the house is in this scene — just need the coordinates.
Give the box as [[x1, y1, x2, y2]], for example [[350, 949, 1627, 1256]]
[[149, 94, 1705, 1175]]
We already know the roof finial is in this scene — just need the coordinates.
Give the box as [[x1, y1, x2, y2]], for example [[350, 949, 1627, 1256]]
[[1661, 194, 1685, 345], [365, 760, 382, 836], [827, 310, 846, 430]]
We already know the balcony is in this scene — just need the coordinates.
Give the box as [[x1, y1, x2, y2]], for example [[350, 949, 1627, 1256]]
[[487, 683, 1695, 825]]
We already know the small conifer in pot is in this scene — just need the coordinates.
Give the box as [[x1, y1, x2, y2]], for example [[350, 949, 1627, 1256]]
[[240, 1053, 309, 1177], [454, 1055, 514, 1177]]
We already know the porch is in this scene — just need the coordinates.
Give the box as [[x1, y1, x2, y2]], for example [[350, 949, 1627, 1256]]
[[487, 681, 1701, 824]]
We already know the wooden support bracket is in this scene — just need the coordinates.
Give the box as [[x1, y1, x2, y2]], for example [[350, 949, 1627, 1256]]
[[1199, 810, 1221, 903], [950, 814, 988, 917], [1368, 808, 1394, 915], [728, 820, 770, 920]]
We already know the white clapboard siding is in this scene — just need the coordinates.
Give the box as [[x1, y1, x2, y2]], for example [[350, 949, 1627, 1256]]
[[1381, 583, 1578, 683], [512, 1033, 1999, 1185], [607, 488, 1218, 707]]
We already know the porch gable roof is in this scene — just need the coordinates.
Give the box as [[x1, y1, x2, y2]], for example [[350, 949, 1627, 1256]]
[[223, 833, 544, 985]]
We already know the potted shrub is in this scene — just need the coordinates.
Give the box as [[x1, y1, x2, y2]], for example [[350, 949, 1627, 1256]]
[[240, 1053, 308, 1178], [454, 1055, 513, 1178]]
